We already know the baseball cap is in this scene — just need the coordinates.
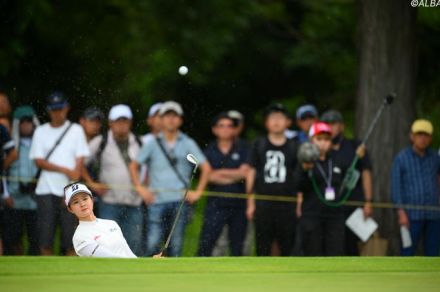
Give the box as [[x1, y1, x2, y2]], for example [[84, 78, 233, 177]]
[[82, 107, 104, 121], [212, 112, 238, 127], [13, 106, 35, 120], [264, 103, 289, 118], [64, 182, 93, 206], [296, 104, 318, 120], [148, 102, 163, 117], [309, 122, 332, 137], [47, 91, 68, 111], [159, 101, 184, 116], [411, 119, 433, 135], [320, 110, 343, 124], [108, 104, 133, 121]]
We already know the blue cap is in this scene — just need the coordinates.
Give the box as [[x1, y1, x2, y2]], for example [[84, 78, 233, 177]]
[[296, 104, 318, 120], [47, 91, 68, 111]]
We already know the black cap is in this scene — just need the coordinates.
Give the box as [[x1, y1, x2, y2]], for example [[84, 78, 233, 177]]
[[47, 91, 68, 110], [264, 103, 289, 118], [212, 112, 238, 127], [320, 110, 343, 124], [82, 107, 104, 121]]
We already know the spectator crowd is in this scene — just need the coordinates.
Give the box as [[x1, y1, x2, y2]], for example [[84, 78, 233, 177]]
[[0, 89, 439, 257]]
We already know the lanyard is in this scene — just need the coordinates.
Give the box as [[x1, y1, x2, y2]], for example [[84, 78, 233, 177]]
[[315, 159, 333, 187]]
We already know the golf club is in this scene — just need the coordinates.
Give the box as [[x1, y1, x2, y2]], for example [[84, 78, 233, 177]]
[[361, 93, 395, 145], [154, 154, 199, 257], [338, 93, 395, 196]]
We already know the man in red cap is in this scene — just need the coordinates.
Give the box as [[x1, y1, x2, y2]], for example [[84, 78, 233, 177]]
[[295, 122, 349, 256]]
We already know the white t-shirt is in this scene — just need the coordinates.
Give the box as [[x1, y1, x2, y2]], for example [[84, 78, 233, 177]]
[[29, 121, 90, 196], [72, 218, 137, 258]]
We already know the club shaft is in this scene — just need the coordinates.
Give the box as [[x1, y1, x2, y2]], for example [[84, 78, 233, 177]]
[[361, 99, 388, 145], [161, 171, 196, 253]]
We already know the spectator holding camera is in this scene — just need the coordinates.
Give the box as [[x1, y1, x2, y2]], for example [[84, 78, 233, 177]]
[[295, 122, 349, 256], [320, 110, 373, 256]]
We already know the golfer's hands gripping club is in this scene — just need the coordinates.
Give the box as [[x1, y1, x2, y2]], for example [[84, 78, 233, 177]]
[[153, 252, 164, 258]]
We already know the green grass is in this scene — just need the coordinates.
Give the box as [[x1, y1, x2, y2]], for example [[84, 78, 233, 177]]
[[0, 257, 439, 292]]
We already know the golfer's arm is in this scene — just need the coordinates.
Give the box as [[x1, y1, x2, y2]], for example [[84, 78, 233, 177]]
[[195, 162, 211, 192], [78, 242, 119, 258], [362, 169, 373, 202]]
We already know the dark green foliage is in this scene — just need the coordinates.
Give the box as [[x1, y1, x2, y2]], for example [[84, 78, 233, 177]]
[[1, 0, 438, 144]]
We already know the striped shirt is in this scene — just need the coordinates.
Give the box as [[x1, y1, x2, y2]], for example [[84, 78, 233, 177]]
[[391, 146, 440, 220]]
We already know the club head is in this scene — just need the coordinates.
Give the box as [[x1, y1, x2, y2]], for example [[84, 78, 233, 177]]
[[385, 93, 396, 105], [186, 154, 199, 166]]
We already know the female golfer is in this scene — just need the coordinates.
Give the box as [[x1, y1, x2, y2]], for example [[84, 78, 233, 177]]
[[64, 182, 137, 258]]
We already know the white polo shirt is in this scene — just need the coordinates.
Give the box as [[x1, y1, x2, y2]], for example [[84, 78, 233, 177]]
[[73, 218, 136, 258]]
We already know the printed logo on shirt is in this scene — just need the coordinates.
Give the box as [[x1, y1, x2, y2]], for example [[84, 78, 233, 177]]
[[231, 153, 240, 160], [109, 228, 118, 232], [264, 150, 286, 183], [94, 235, 101, 241]]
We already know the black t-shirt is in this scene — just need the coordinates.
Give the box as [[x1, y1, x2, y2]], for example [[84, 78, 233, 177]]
[[295, 152, 350, 217], [204, 139, 249, 208], [248, 136, 299, 198], [330, 136, 372, 201]]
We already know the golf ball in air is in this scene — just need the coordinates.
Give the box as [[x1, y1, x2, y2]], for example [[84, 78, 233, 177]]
[[178, 66, 188, 75]]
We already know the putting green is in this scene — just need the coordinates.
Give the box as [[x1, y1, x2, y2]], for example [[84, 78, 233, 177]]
[[0, 257, 439, 292]]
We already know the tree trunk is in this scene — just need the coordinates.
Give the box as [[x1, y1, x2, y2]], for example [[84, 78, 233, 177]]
[[356, 0, 417, 255]]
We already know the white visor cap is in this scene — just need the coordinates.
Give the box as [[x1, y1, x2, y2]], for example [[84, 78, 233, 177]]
[[64, 183, 93, 206]]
